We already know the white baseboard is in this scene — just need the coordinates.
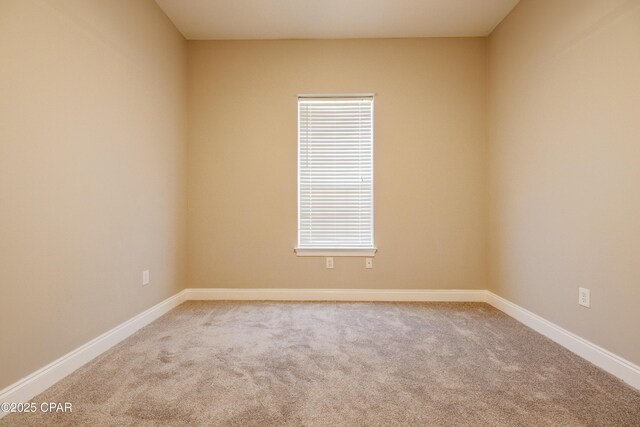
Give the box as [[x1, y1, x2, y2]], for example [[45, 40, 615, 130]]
[[0, 290, 188, 419], [2, 287, 637, 419], [485, 291, 640, 390], [185, 288, 487, 302]]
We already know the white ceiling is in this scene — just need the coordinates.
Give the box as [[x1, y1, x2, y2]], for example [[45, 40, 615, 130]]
[[155, 0, 520, 40]]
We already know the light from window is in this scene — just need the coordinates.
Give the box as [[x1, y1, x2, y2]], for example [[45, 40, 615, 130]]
[[298, 96, 374, 250]]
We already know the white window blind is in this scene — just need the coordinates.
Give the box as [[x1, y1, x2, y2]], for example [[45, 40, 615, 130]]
[[298, 96, 374, 250]]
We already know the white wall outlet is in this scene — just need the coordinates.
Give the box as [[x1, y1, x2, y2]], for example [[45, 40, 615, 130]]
[[365, 258, 373, 269], [326, 257, 334, 269], [142, 270, 150, 286], [578, 287, 590, 308]]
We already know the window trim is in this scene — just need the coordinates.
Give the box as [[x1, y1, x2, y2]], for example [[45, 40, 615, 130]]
[[294, 248, 377, 257], [296, 94, 376, 257]]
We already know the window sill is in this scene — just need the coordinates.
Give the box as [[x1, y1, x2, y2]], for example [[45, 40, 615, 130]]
[[294, 248, 377, 257]]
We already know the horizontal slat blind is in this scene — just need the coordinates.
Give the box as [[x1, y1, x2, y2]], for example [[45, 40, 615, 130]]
[[298, 97, 374, 249]]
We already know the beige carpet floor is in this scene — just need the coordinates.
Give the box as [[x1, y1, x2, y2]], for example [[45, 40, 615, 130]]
[[2, 301, 639, 426]]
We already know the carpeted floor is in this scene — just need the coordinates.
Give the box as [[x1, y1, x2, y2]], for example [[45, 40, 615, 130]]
[[2, 301, 639, 426]]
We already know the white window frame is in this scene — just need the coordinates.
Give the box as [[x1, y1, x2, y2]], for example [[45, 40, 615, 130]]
[[295, 94, 376, 257]]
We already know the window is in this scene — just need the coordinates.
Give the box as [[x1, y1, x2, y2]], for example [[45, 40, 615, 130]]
[[296, 95, 375, 256]]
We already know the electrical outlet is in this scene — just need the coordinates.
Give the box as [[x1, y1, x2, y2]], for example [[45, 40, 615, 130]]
[[326, 257, 334, 269], [365, 258, 373, 269], [142, 270, 150, 286], [578, 287, 590, 308]]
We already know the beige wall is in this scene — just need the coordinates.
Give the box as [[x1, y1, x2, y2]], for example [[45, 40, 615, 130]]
[[488, 0, 640, 364], [187, 39, 488, 290], [0, 0, 187, 388]]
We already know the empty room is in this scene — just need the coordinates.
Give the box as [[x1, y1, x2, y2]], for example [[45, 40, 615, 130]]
[[1, 0, 639, 425]]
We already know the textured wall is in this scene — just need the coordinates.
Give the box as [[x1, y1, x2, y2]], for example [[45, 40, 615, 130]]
[[488, 0, 640, 364], [0, 0, 187, 388], [187, 38, 488, 290]]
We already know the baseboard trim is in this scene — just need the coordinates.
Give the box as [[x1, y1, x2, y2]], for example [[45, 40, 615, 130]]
[[485, 291, 640, 390], [3, 287, 638, 418], [185, 288, 487, 302], [0, 290, 188, 418]]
